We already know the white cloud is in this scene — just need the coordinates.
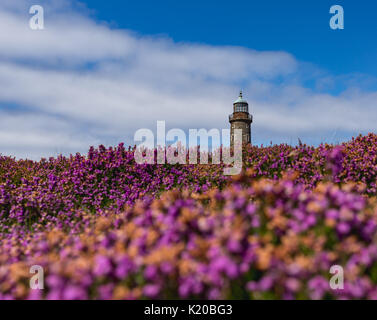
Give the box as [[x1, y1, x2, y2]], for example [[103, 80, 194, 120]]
[[0, 0, 376, 159]]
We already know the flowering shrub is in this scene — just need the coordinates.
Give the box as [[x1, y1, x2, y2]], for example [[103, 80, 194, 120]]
[[1, 133, 377, 299], [0, 144, 227, 228]]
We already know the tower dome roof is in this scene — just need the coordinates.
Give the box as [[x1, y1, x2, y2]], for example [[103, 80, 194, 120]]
[[234, 91, 248, 104]]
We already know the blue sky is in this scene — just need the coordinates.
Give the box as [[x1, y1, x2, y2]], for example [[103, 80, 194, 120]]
[[0, 0, 377, 159], [84, 0, 377, 79]]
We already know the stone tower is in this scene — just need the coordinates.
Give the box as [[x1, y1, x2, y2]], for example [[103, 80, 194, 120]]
[[229, 91, 253, 146]]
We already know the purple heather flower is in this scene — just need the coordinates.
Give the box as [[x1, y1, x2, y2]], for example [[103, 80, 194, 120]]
[[337, 222, 351, 235], [93, 255, 112, 276], [285, 278, 300, 292], [259, 276, 274, 291], [46, 275, 64, 289], [62, 285, 88, 300], [144, 265, 158, 280], [144, 284, 160, 298]]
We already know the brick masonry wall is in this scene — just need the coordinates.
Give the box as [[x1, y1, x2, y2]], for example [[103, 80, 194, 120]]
[[230, 119, 251, 146]]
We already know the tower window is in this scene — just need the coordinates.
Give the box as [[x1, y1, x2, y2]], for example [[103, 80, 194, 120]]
[[235, 103, 248, 112]]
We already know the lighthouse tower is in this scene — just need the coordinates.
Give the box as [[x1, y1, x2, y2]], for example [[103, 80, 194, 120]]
[[229, 91, 253, 147]]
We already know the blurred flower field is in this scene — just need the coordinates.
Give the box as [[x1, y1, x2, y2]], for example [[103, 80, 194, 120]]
[[1, 134, 377, 299]]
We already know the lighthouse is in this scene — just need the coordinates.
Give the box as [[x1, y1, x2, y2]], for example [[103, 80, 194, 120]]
[[229, 91, 253, 147]]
